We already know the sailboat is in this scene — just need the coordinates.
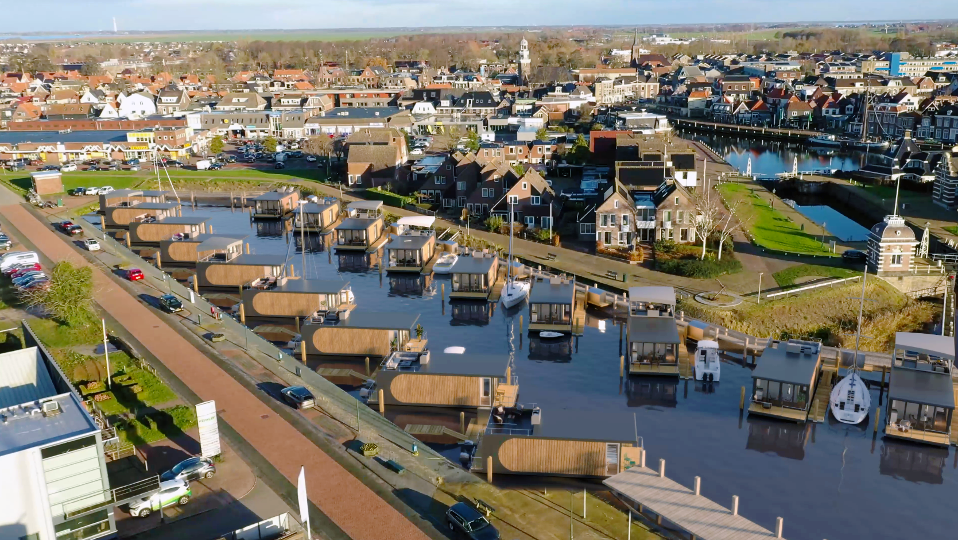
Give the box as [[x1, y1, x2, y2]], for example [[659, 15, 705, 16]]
[[501, 200, 530, 309], [829, 267, 872, 425]]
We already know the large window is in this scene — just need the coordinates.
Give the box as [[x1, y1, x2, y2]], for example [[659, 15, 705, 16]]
[[54, 509, 110, 540]]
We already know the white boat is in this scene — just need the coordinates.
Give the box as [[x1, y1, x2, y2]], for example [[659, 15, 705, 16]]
[[808, 134, 842, 147], [502, 280, 530, 309], [539, 331, 564, 339], [693, 340, 721, 382], [829, 266, 871, 425], [443, 346, 466, 354], [433, 252, 458, 274]]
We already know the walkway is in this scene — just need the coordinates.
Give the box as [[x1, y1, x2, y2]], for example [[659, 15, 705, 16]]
[[0, 203, 431, 540]]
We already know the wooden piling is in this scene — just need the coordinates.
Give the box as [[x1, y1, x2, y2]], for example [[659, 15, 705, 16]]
[[365, 357, 370, 376], [230, 191, 234, 211], [620, 355, 624, 378], [486, 456, 492, 483], [441, 283, 445, 301], [156, 250, 162, 269], [193, 275, 199, 293], [739, 386, 746, 410], [460, 411, 465, 434], [519, 314, 523, 333], [295, 317, 300, 333], [378, 389, 385, 415], [301, 340, 307, 364], [191, 191, 195, 209], [874, 406, 881, 433], [245, 242, 250, 255], [239, 303, 246, 324]]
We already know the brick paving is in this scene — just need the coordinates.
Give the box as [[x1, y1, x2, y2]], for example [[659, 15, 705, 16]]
[[0, 203, 430, 540]]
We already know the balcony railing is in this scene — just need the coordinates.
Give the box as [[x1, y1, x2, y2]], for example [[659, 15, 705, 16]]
[[60, 476, 160, 518]]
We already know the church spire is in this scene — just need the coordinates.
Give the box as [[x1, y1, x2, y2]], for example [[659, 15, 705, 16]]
[[630, 28, 639, 67]]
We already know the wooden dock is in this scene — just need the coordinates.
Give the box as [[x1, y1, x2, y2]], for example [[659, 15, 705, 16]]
[[674, 118, 817, 142], [367, 235, 389, 253], [572, 289, 587, 335], [404, 424, 468, 442], [420, 252, 441, 275], [605, 463, 786, 540], [315, 368, 369, 382], [488, 268, 507, 302], [952, 382, 958, 446], [494, 383, 519, 408], [808, 372, 834, 423]]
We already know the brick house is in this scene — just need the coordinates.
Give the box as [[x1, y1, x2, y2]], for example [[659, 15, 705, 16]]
[[346, 144, 405, 189], [491, 169, 559, 230]]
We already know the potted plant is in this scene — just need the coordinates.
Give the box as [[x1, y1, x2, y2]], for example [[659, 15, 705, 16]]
[[415, 324, 424, 340]]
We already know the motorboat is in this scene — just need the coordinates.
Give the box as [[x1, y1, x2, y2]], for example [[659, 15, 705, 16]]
[[433, 252, 458, 274], [286, 333, 302, 350], [443, 346, 466, 354], [693, 340, 721, 382], [807, 134, 842, 147], [829, 265, 872, 425], [539, 331, 564, 339], [847, 139, 889, 151], [501, 280, 530, 309]]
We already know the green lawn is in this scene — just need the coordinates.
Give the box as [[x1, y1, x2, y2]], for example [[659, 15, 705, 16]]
[[718, 183, 836, 256], [116, 405, 197, 446], [772, 264, 861, 288], [944, 226, 958, 236]]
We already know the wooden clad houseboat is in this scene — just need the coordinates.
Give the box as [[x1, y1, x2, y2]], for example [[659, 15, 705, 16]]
[[626, 286, 681, 376], [159, 234, 246, 266], [385, 216, 437, 273], [99, 189, 169, 211], [449, 252, 499, 300], [749, 339, 823, 423], [528, 277, 576, 334], [241, 277, 355, 320], [335, 201, 387, 252], [252, 189, 300, 220], [103, 202, 181, 228], [300, 311, 424, 358], [374, 352, 517, 409], [884, 332, 954, 447], [128, 216, 210, 245], [195, 254, 287, 289], [293, 197, 341, 233]]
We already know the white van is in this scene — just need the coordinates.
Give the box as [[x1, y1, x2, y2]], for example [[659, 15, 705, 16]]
[[0, 252, 39, 272], [61, 163, 77, 172]]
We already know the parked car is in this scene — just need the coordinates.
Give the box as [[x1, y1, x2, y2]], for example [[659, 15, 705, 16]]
[[67, 225, 84, 236], [274, 162, 285, 169], [126, 268, 144, 281], [208, 162, 224, 170], [305, 155, 317, 162], [164, 160, 184, 168], [128, 479, 191, 518], [19, 279, 49, 291], [28, 159, 42, 166], [83, 187, 99, 195], [61, 163, 78, 172], [158, 294, 183, 313], [38, 165, 60, 171], [70, 187, 86, 196], [0, 236, 12, 251], [56, 221, 74, 232], [13, 272, 46, 287], [125, 158, 140, 166], [97, 186, 115, 195], [160, 457, 216, 482], [10, 264, 41, 278], [4, 261, 40, 276], [83, 238, 101, 251], [280, 386, 315, 409], [842, 249, 867, 264], [410, 148, 424, 156], [225, 156, 237, 163], [0, 252, 39, 273], [446, 502, 500, 540]]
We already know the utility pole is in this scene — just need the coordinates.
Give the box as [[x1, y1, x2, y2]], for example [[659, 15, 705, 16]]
[[102, 319, 111, 389]]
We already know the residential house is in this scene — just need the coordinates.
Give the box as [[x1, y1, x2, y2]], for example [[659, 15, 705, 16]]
[[44, 103, 94, 120], [346, 144, 405, 189], [652, 179, 697, 243], [491, 169, 558, 230], [117, 91, 157, 118], [932, 150, 958, 210], [156, 87, 190, 114], [410, 154, 457, 206], [346, 127, 409, 163], [215, 92, 267, 112]]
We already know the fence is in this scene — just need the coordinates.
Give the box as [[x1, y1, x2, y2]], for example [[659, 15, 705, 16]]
[[763, 275, 862, 300], [213, 512, 303, 540]]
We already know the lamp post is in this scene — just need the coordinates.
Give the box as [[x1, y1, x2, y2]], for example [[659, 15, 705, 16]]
[[758, 272, 764, 304]]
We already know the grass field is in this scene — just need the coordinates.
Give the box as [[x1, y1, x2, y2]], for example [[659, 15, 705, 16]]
[[718, 182, 836, 256], [772, 263, 861, 288]]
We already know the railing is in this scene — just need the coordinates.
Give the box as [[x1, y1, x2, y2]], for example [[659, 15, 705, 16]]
[[930, 253, 958, 264], [764, 275, 861, 300], [484, 427, 532, 436], [452, 285, 490, 293], [61, 475, 160, 518]]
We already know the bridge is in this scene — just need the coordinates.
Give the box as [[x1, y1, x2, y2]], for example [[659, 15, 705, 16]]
[[674, 119, 819, 142]]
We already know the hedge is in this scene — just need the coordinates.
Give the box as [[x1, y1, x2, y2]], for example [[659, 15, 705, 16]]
[[657, 256, 742, 278], [365, 187, 411, 208]]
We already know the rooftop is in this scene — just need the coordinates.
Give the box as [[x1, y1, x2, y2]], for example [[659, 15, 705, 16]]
[[0, 130, 129, 145], [529, 279, 575, 305], [254, 190, 296, 201], [312, 311, 419, 330], [386, 235, 433, 251], [258, 278, 350, 295], [382, 352, 506, 377], [338, 216, 381, 230], [888, 367, 956, 408], [628, 286, 676, 306], [627, 316, 681, 344], [751, 340, 821, 385], [450, 254, 497, 274], [154, 216, 211, 225], [489, 406, 636, 442], [225, 254, 287, 266]]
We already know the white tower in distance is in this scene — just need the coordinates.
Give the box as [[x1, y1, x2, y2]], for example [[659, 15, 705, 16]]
[[518, 37, 531, 86], [113, 17, 117, 33]]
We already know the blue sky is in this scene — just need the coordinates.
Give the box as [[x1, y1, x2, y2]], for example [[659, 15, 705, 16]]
[[5, 0, 954, 32]]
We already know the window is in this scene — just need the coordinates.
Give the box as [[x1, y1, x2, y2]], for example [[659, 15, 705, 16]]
[[508, 195, 519, 204], [676, 210, 683, 224], [614, 200, 619, 208], [525, 216, 535, 227], [604, 231, 612, 245], [531, 196, 540, 205], [674, 196, 680, 205], [622, 214, 629, 226], [600, 214, 609, 227], [522, 182, 528, 190], [542, 216, 552, 229], [580, 222, 595, 235], [891, 254, 903, 266], [457, 181, 465, 191], [663, 210, 671, 223], [618, 232, 626, 245], [610, 214, 617, 226]]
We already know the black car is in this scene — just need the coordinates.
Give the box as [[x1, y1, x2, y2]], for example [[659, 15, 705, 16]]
[[842, 249, 867, 264], [160, 457, 216, 482], [446, 503, 499, 540], [280, 386, 315, 409], [164, 160, 184, 168], [39, 165, 60, 171], [159, 294, 183, 313], [209, 163, 224, 170], [225, 156, 237, 163], [274, 162, 286, 169]]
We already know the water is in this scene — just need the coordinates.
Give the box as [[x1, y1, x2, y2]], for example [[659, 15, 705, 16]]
[[793, 205, 872, 242], [179, 206, 955, 540]]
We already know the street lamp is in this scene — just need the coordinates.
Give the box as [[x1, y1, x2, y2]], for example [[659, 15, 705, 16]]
[[757, 272, 764, 304]]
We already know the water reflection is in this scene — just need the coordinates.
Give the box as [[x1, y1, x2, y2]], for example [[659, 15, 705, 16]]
[[626, 377, 678, 408], [337, 251, 380, 273], [389, 274, 436, 298], [745, 417, 811, 460], [294, 232, 332, 254], [679, 131, 866, 176], [450, 301, 494, 326], [879, 441, 948, 485], [255, 219, 290, 238], [527, 336, 573, 362]]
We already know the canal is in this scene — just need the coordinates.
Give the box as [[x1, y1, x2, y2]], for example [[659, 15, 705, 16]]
[[167, 205, 956, 540]]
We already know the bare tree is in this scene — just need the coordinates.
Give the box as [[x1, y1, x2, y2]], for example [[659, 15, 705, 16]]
[[715, 199, 751, 260], [690, 165, 721, 260]]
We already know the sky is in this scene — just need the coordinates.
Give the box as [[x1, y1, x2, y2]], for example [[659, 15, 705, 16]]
[[3, 0, 955, 33]]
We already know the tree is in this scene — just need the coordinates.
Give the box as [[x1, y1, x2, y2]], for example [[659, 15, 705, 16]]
[[715, 200, 750, 260], [535, 127, 549, 141], [209, 135, 224, 155], [485, 215, 505, 232], [20, 261, 95, 328], [465, 130, 481, 152], [79, 55, 103, 76], [263, 136, 278, 153], [510, 163, 525, 176], [303, 135, 334, 175], [690, 174, 722, 260]]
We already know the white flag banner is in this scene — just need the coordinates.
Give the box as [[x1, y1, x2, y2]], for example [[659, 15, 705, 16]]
[[298, 466, 311, 540], [195, 401, 220, 458]]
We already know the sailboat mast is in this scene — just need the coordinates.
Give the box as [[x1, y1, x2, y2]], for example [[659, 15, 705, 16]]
[[508, 199, 514, 284], [852, 266, 867, 372]]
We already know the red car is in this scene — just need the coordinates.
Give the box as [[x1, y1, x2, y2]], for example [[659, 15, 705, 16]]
[[126, 268, 144, 281], [3, 263, 40, 276], [10, 264, 42, 278]]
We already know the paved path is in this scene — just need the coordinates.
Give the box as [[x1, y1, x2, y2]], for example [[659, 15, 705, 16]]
[[0, 203, 431, 540]]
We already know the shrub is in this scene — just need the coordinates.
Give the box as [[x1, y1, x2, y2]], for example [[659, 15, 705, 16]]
[[654, 239, 678, 254], [93, 393, 112, 402], [658, 257, 743, 278], [485, 215, 504, 232], [597, 245, 643, 263], [365, 187, 412, 208]]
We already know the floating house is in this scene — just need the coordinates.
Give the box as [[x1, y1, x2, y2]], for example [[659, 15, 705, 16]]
[[195, 254, 287, 289], [335, 201, 387, 252], [528, 277, 576, 334], [385, 216, 437, 273], [301, 311, 424, 358], [374, 352, 517, 409], [252, 189, 300, 219], [749, 339, 823, 423], [481, 409, 637, 478], [884, 332, 954, 447], [626, 287, 681, 376], [241, 277, 354, 320], [293, 198, 340, 233], [449, 252, 500, 300], [103, 201, 181, 228], [99, 189, 169, 210], [159, 233, 246, 266], [128, 216, 210, 245]]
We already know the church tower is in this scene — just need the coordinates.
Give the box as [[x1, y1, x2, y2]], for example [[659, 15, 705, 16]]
[[518, 37, 531, 85], [630, 28, 639, 67]]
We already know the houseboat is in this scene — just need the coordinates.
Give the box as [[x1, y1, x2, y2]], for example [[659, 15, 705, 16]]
[[626, 286, 681, 376], [335, 201, 387, 252], [98, 189, 169, 211], [884, 332, 954, 447], [528, 277, 576, 334], [385, 216, 438, 273], [252, 189, 300, 220], [195, 254, 287, 289], [103, 201, 181, 228], [159, 234, 246, 266], [300, 311, 425, 358], [241, 277, 355, 320], [373, 351, 517, 409], [749, 339, 823, 423], [449, 252, 500, 300], [480, 409, 638, 478], [128, 216, 210, 245], [293, 197, 341, 233]]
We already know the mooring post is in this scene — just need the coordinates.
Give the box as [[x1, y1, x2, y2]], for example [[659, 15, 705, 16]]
[[639, 447, 645, 468], [658, 459, 665, 478], [620, 355, 624, 378], [519, 314, 523, 333], [365, 357, 370, 376], [460, 411, 465, 434], [693, 476, 701, 496], [740, 386, 746, 410], [295, 317, 300, 334], [301, 340, 307, 364], [486, 456, 492, 483], [239, 303, 246, 325], [874, 406, 881, 433], [191, 191, 195, 209], [731, 495, 739, 516], [775, 517, 783, 538], [441, 283, 445, 301], [378, 389, 385, 415], [245, 242, 250, 255]]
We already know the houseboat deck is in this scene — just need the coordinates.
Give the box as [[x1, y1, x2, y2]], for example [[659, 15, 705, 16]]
[[494, 383, 519, 408], [421, 252, 441, 275], [404, 424, 469, 441], [315, 368, 368, 382], [952, 381, 958, 446], [604, 465, 786, 540], [488, 267, 507, 302], [748, 402, 809, 423], [808, 372, 835, 423]]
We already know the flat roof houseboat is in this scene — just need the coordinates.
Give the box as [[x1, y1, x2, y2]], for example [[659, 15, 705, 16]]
[[159, 234, 246, 266], [335, 201, 387, 252], [103, 201, 181, 228], [99, 189, 169, 211], [195, 254, 287, 289], [749, 339, 823, 423], [293, 198, 341, 233], [385, 216, 437, 273], [301, 311, 425, 358], [252, 189, 300, 220], [528, 277, 576, 334], [884, 332, 955, 447], [241, 277, 355, 320], [449, 252, 500, 300], [374, 352, 517, 409], [128, 216, 210, 245], [626, 286, 681, 376]]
